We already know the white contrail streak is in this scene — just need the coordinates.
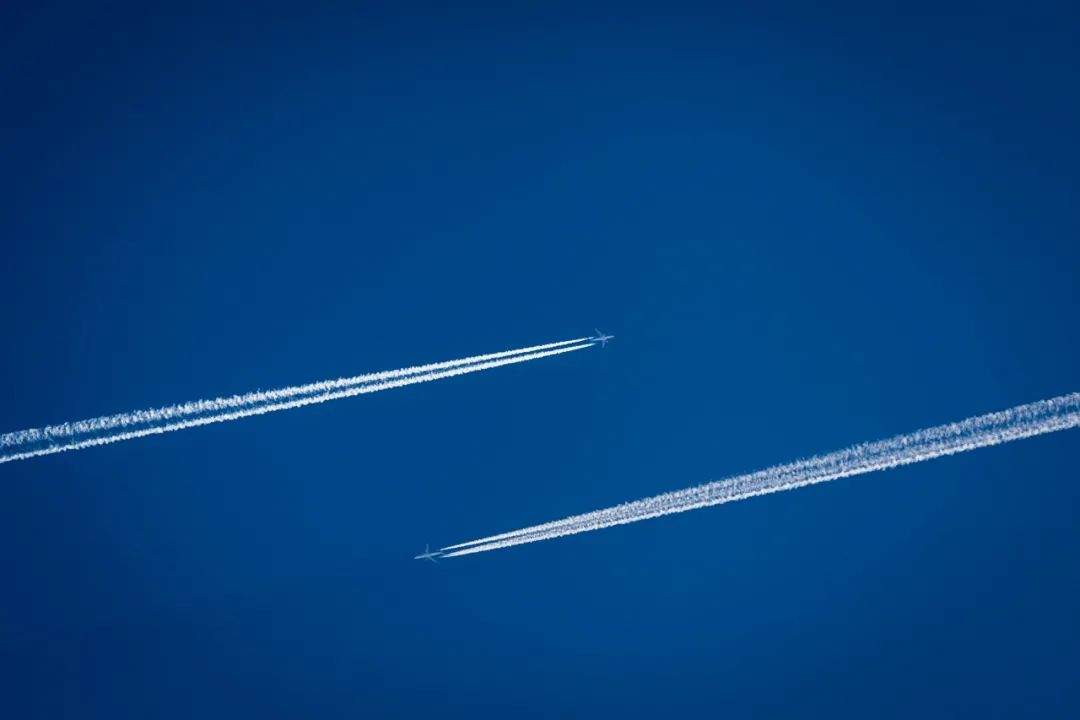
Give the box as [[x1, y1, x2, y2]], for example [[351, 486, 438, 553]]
[[441, 392, 1080, 557], [1, 339, 593, 464], [1, 337, 587, 449]]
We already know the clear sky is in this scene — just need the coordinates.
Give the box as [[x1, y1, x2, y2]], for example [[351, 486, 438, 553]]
[[2, 2, 1078, 717]]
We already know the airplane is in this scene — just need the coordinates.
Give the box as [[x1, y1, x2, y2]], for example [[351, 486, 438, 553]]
[[591, 329, 615, 347], [414, 544, 443, 563]]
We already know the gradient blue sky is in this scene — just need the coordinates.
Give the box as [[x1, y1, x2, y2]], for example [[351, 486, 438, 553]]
[[2, 2, 1078, 717]]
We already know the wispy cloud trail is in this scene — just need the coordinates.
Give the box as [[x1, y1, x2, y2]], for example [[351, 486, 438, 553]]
[[442, 393, 1080, 557], [1, 339, 593, 464]]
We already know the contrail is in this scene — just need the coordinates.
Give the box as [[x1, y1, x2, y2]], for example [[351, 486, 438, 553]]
[[441, 392, 1080, 557], [1, 337, 587, 449], [1, 339, 594, 464]]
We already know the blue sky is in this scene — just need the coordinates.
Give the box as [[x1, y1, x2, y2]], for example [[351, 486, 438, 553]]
[[2, 2, 1078, 717]]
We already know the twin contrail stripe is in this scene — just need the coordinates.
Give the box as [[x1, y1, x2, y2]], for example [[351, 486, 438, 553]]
[[1, 339, 593, 464], [1, 337, 587, 450], [441, 392, 1080, 557]]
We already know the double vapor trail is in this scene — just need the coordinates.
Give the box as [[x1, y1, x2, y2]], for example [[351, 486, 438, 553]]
[[1, 337, 593, 464], [442, 392, 1080, 557]]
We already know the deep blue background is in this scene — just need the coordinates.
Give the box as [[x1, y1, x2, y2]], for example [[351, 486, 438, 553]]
[[2, 2, 1078, 717]]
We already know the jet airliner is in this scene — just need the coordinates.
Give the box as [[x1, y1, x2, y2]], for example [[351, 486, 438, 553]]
[[414, 545, 443, 563], [591, 329, 614, 347]]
